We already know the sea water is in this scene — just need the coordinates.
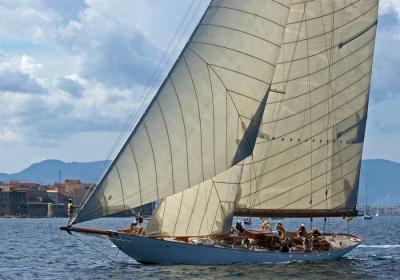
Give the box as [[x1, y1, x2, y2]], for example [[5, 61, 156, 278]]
[[1, 216, 399, 279]]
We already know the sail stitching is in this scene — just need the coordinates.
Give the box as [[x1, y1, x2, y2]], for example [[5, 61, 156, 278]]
[[259, 149, 362, 208], [182, 54, 205, 182], [287, 0, 361, 25], [127, 142, 143, 206], [301, 162, 362, 208], [245, 147, 362, 206], [209, 5, 287, 28], [283, 3, 378, 45], [258, 73, 372, 125], [264, 44, 374, 106], [142, 121, 159, 199], [207, 66, 217, 176], [240, 109, 366, 187], [191, 41, 276, 68], [169, 77, 191, 188], [114, 166, 127, 213], [200, 23, 281, 48], [197, 181, 214, 236], [272, 37, 375, 85], [312, 161, 362, 208], [155, 101, 176, 195], [255, 86, 371, 147]]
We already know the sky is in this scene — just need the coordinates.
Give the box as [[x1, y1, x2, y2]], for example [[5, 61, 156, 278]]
[[0, 0, 399, 173]]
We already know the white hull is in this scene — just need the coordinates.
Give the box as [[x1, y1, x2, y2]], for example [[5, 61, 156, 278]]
[[110, 233, 360, 265]]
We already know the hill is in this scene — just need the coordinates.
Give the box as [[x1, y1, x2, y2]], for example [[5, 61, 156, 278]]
[[0, 159, 111, 185], [0, 159, 398, 206]]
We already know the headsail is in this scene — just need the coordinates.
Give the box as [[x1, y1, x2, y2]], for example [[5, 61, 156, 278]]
[[147, 162, 244, 237], [71, 0, 292, 225], [236, 0, 379, 216]]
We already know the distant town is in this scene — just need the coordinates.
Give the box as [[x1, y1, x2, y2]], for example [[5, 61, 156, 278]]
[[0, 179, 399, 218], [0, 179, 94, 217]]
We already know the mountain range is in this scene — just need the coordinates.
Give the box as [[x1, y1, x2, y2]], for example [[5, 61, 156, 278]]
[[0, 159, 398, 206]]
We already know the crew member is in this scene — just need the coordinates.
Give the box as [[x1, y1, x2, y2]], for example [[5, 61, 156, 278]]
[[296, 224, 308, 238], [275, 222, 286, 239], [136, 209, 144, 228], [67, 199, 75, 218], [261, 219, 271, 231], [311, 227, 321, 238], [235, 220, 245, 233]]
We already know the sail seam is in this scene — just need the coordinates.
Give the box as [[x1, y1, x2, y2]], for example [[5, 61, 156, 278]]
[[188, 47, 269, 85], [283, 3, 378, 45], [244, 99, 367, 171], [312, 163, 361, 208], [184, 184, 201, 236], [260, 79, 371, 125], [169, 77, 191, 189], [191, 41, 276, 68], [282, 159, 361, 209], [197, 182, 214, 236], [264, 56, 372, 107], [182, 54, 205, 182], [272, 40, 374, 84], [114, 165, 127, 213], [243, 147, 362, 205], [278, 28, 374, 64], [155, 101, 176, 195], [209, 5, 287, 28], [207, 65, 217, 176], [200, 23, 281, 48], [143, 121, 159, 199], [271, 0, 291, 9], [127, 142, 143, 206], [287, 0, 362, 25]]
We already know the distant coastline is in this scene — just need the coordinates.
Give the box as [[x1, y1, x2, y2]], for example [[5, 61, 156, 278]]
[[1, 158, 400, 207]]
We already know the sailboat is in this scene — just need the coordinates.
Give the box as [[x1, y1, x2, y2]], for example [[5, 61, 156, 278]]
[[363, 184, 372, 220], [61, 0, 379, 264]]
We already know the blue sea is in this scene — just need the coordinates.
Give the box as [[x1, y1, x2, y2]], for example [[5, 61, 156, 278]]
[[1, 216, 399, 279]]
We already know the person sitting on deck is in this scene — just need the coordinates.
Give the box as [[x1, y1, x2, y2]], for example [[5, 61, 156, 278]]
[[296, 224, 308, 238], [261, 219, 271, 231], [311, 227, 321, 238], [136, 209, 144, 228], [310, 227, 323, 251], [275, 222, 286, 239], [235, 220, 245, 233], [279, 238, 292, 252], [130, 217, 138, 230]]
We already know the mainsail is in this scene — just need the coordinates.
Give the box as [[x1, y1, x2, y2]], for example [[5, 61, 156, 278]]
[[71, 0, 292, 225], [236, 0, 378, 216]]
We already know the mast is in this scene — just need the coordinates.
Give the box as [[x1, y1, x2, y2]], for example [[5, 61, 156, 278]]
[[365, 184, 368, 215]]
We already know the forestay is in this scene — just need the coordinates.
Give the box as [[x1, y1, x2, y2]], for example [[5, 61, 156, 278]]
[[70, 0, 291, 225], [236, 0, 379, 214]]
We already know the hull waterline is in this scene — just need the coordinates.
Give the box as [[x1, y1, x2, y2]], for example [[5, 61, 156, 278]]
[[109, 232, 360, 265]]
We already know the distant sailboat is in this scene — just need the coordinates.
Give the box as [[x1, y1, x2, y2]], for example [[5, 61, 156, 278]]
[[363, 184, 372, 220], [61, 0, 379, 264]]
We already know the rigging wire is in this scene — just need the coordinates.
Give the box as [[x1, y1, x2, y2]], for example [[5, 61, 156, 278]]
[[71, 233, 118, 263]]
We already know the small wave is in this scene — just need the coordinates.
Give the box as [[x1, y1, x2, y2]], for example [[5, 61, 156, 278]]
[[358, 245, 400, 248]]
